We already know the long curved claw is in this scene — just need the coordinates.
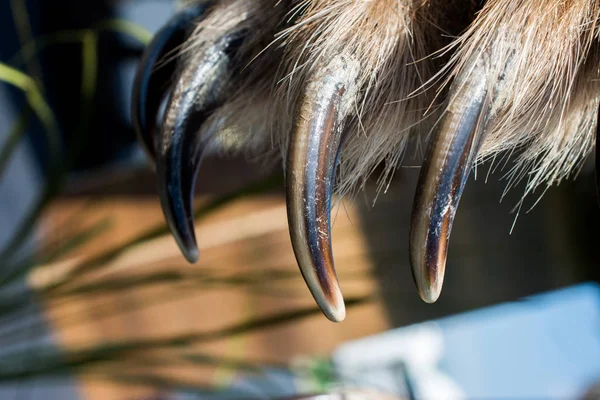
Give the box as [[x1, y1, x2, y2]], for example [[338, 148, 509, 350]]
[[157, 32, 244, 263], [132, 4, 209, 161], [286, 56, 359, 322], [409, 64, 488, 303]]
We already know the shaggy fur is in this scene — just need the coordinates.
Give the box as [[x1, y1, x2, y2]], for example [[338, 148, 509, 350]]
[[444, 0, 600, 203], [175, 0, 600, 204]]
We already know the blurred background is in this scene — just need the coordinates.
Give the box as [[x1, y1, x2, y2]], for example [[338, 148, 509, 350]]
[[0, 0, 599, 399]]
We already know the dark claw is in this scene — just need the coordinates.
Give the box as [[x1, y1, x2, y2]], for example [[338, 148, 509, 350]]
[[132, 4, 209, 161], [409, 61, 488, 303], [157, 31, 245, 263], [286, 55, 359, 322]]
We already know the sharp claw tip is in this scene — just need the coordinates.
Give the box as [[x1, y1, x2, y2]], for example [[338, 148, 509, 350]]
[[323, 302, 346, 323], [173, 235, 199, 263], [321, 285, 346, 322], [183, 247, 199, 264], [419, 287, 441, 304], [413, 267, 443, 304]]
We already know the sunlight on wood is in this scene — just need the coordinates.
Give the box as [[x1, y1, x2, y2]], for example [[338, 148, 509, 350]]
[[35, 192, 389, 399]]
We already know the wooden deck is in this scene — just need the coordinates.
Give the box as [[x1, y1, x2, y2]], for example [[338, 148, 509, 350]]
[[29, 157, 597, 399]]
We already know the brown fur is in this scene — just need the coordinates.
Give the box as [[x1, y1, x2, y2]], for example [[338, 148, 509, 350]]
[[444, 0, 600, 203], [178, 0, 600, 205]]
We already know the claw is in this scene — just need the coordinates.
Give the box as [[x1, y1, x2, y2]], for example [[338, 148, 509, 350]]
[[132, 4, 209, 161], [409, 62, 488, 303], [157, 32, 245, 263], [286, 56, 359, 322]]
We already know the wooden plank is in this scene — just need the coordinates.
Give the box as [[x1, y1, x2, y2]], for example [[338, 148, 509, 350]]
[[35, 190, 389, 399]]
